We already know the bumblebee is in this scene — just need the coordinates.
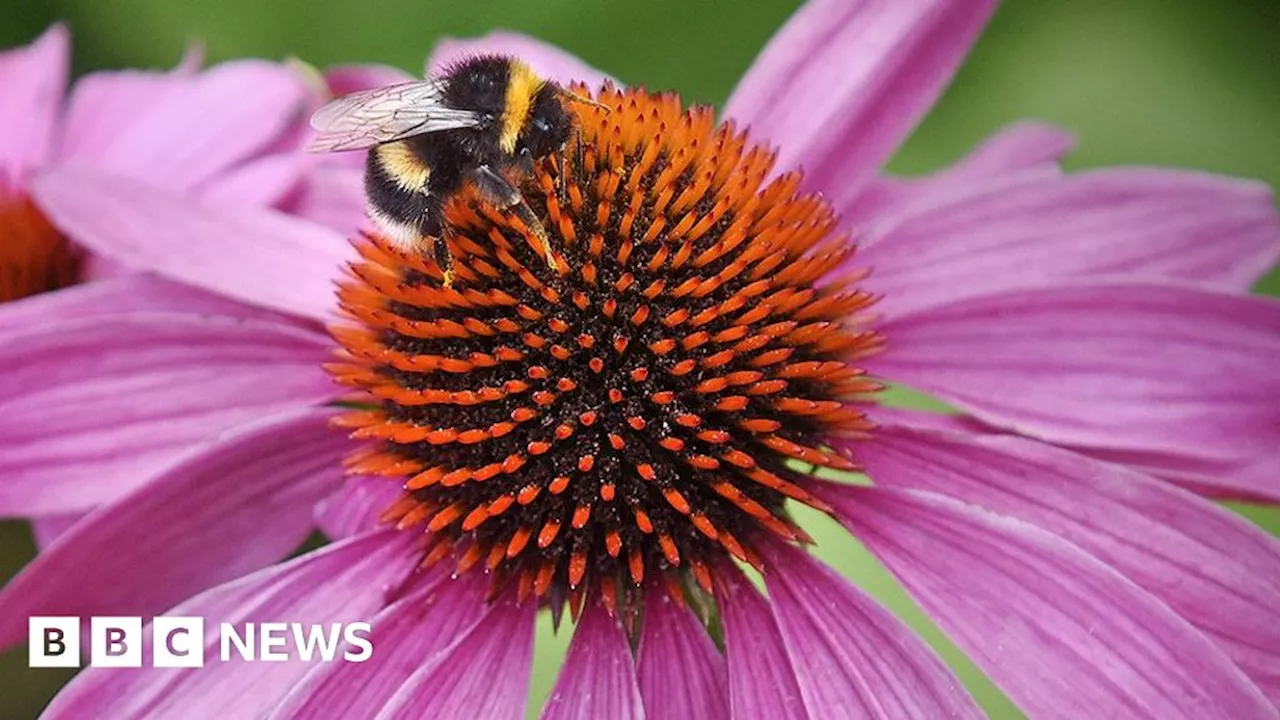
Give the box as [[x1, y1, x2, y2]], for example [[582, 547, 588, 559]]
[[308, 56, 597, 284]]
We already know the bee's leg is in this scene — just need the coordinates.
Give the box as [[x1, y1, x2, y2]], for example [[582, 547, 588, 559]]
[[516, 146, 536, 176], [564, 130, 588, 211], [557, 150, 569, 209], [517, 144, 570, 226], [471, 164, 525, 211], [419, 198, 455, 287], [556, 133, 578, 209], [472, 164, 557, 271], [434, 226, 456, 288]]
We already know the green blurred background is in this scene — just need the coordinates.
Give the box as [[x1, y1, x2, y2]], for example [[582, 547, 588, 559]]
[[1, 0, 1277, 718]]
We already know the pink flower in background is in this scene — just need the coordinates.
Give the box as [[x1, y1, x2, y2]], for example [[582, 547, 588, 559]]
[[0, 26, 409, 549], [2, 0, 1279, 718], [0, 24, 318, 284], [0, 24, 404, 306], [0, 22, 319, 545]]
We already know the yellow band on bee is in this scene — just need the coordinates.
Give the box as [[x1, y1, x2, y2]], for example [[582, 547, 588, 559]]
[[377, 142, 431, 193], [499, 61, 543, 154]]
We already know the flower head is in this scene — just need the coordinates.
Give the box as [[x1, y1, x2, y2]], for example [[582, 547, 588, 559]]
[[0, 24, 385, 308], [0, 26, 415, 555], [0, 195, 77, 301], [331, 85, 884, 611], [1, 25, 78, 301], [4, 1, 1280, 718]]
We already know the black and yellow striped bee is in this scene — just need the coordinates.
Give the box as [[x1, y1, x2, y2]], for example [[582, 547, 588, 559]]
[[309, 56, 598, 284]]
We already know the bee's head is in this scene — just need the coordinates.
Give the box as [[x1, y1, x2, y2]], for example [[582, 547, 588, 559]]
[[519, 84, 573, 159]]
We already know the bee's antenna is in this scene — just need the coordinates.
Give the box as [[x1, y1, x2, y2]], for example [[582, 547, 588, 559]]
[[559, 87, 610, 112]]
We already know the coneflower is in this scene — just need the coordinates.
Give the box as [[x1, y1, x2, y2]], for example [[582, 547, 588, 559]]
[[0, 23, 335, 303], [0, 24, 411, 547], [328, 84, 884, 614], [4, 1, 1279, 717]]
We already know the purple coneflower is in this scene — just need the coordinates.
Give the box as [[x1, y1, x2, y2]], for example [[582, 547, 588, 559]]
[[0, 25, 411, 548], [0, 23, 328, 300], [4, 1, 1280, 718]]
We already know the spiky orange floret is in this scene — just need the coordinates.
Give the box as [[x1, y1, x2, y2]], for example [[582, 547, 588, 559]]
[[0, 195, 80, 302], [328, 84, 882, 610]]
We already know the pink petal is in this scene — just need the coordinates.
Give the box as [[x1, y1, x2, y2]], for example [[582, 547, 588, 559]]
[[857, 170, 1280, 316], [852, 416, 1280, 702], [764, 542, 984, 719], [637, 591, 729, 720], [717, 568, 808, 720], [0, 273, 292, 338], [541, 603, 643, 720], [41, 530, 418, 720], [60, 60, 309, 191], [324, 64, 415, 95], [1131, 450, 1280, 502], [917, 122, 1074, 179], [377, 596, 536, 719], [843, 122, 1075, 230], [198, 153, 306, 210], [870, 406, 1280, 506], [0, 407, 347, 651], [428, 32, 613, 90], [1225, 458, 1280, 506], [832, 486, 1276, 719], [30, 513, 82, 550], [78, 252, 134, 281], [1068, 443, 1280, 505], [32, 166, 354, 320], [0, 23, 68, 190], [55, 54, 199, 164], [0, 313, 334, 516], [270, 572, 489, 718], [872, 282, 1280, 466], [314, 475, 402, 540], [724, 0, 995, 201], [277, 163, 368, 235]]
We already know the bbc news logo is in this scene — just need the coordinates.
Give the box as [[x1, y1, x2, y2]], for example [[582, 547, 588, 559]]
[[29, 616, 373, 668]]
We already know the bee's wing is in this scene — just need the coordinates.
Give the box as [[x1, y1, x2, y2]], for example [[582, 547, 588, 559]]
[[307, 80, 483, 152]]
